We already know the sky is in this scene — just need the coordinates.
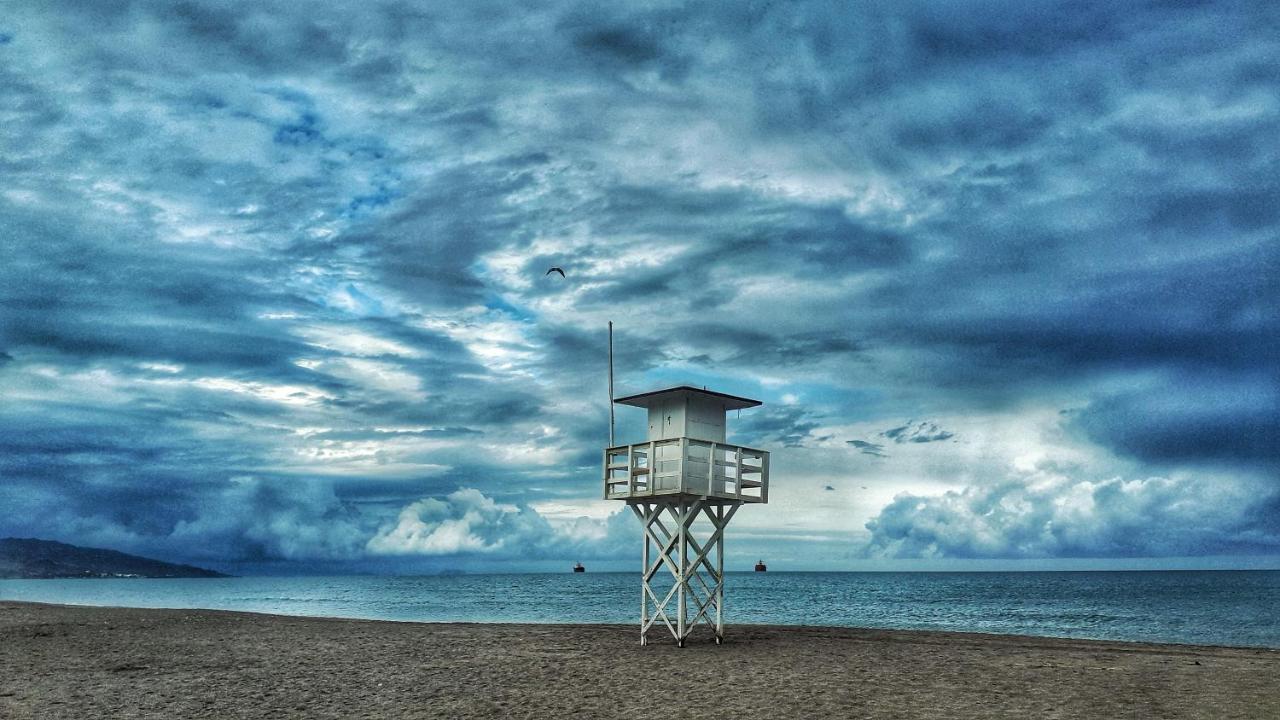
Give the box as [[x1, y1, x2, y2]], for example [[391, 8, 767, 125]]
[[1, 0, 1277, 574]]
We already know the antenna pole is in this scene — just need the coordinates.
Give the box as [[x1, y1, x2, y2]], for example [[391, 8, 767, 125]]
[[608, 321, 615, 447]]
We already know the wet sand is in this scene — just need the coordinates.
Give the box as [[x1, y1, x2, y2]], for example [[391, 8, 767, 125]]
[[2, 600, 1276, 719]]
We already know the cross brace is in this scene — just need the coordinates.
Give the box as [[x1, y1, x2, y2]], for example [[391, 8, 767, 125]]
[[630, 499, 741, 647]]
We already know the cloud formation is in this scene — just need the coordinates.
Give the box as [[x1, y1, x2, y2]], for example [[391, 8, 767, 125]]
[[1, 1, 1276, 569], [367, 488, 630, 559], [847, 440, 887, 458], [864, 471, 1280, 559], [883, 421, 954, 445]]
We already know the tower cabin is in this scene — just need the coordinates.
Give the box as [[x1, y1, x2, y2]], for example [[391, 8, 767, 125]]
[[603, 386, 769, 504]]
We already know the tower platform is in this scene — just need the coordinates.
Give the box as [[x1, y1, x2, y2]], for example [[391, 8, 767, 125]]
[[603, 438, 768, 503]]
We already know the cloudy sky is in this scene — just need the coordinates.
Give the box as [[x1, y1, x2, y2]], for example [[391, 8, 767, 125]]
[[1, 1, 1276, 574]]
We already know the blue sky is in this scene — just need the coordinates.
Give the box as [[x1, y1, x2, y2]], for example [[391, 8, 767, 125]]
[[1, 1, 1277, 574]]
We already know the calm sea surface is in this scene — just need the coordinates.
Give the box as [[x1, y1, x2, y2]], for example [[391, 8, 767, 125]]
[[3, 571, 1277, 648]]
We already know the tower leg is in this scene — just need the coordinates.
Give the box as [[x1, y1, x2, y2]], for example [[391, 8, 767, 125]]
[[715, 504, 724, 644], [677, 500, 687, 646], [640, 502, 649, 646], [633, 499, 740, 647]]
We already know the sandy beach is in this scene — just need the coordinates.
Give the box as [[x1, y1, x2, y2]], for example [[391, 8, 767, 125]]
[[1, 601, 1276, 719]]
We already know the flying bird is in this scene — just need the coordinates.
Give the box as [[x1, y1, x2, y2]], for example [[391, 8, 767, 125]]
[[545, 266, 565, 278]]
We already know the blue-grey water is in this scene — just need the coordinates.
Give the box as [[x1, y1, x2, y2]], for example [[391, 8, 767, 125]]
[[3, 571, 1278, 649]]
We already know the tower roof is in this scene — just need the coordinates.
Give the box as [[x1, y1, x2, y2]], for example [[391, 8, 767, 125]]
[[612, 385, 762, 410]]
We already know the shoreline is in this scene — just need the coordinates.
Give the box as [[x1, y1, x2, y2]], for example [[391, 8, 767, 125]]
[[4, 601, 1278, 719], [2, 598, 1278, 652], [2, 594, 1276, 652]]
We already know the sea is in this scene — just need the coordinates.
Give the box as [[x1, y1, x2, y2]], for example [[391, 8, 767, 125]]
[[3, 570, 1278, 649]]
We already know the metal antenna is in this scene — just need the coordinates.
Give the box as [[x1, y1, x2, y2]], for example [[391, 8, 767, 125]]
[[608, 321, 615, 447]]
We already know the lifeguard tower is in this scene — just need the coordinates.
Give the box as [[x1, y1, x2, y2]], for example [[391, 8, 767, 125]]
[[604, 386, 770, 646]]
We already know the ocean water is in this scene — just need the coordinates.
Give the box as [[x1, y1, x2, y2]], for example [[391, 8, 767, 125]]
[[3, 571, 1278, 649]]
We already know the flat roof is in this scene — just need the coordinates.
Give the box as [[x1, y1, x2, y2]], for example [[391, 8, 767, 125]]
[[613, 385, 762, 410]]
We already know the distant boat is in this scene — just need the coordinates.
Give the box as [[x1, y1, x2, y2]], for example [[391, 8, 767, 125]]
[[754, 559, 767, 572], [573, 562, 585, 573]]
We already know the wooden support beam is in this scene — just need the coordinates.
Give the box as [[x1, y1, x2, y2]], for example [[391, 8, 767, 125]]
[[716, 504, 724, 643], [634, 498, 740, 647], [677, 501, 687, 646]]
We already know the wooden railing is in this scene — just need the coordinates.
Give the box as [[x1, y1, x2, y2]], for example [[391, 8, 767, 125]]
[[603, 438, 768, 503]]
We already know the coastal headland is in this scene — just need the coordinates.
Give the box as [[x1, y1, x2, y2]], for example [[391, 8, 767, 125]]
[[2, 601, 1276, 719]]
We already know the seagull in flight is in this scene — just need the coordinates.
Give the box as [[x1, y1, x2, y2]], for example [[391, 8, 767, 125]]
[[545, 266, 566, 278]]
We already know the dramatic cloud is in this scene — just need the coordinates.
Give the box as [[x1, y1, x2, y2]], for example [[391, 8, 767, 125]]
[[847, 440, 887, 458], [846, 420, 954, 458], [367, 488, 632, 559], [1071, 376, 1280, 466], [1, 1, 1276, 570], [883, 421, 955, 445], [169, 477, 370, 563], [864, 472, 1280, 559]]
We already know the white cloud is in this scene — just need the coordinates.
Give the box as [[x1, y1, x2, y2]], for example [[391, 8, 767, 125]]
[[415, 310, 538, 376], [863, 469, 1279, 559], [367, 488, 632, 559], [187, 376, 333, 406], [296, 357, 425, 398], [292, 324, 422, 358]]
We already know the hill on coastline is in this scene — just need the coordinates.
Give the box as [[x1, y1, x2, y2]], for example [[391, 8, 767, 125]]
[[0, 538, 228, 579]]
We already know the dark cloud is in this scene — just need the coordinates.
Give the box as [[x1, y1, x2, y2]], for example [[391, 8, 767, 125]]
[[1, 0, 1276, 569], [1072, 376, 1280, 466], [847, 440, 887, 458], [574, 27, 661, 64], [883, 421, 955, 444], [735, 407, 821, 449]]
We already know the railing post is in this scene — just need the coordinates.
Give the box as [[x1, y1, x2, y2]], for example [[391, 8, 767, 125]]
[[627, 445, 634, 495], [708, 441, 716, 496], [736, 446, 744, 499], [648, 440, 656, 491], [761, 451, 769, 503]]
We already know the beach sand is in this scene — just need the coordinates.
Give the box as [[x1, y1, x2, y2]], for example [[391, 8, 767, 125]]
[[1, 601, 1276, 719]]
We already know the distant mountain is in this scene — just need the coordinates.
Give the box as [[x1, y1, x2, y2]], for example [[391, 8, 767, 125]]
[[0, 538, 228, 579]]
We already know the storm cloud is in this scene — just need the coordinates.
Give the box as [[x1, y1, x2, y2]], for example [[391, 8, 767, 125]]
[[1, 1, 1276, 570]]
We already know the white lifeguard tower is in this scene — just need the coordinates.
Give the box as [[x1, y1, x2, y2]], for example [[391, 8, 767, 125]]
[[604, 386, 770, 646]]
